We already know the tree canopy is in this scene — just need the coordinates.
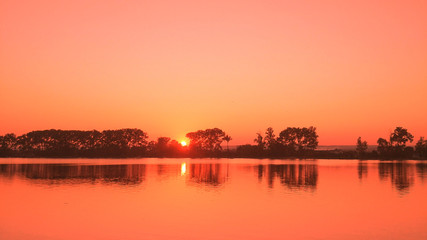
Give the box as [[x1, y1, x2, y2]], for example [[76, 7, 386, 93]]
[[186, 128, 227, 153], [356, 137, 368, 158], [376, 127, 414, 159], [278, 127, 319, 153]]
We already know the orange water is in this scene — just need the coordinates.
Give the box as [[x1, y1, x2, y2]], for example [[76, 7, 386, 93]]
[[0, 158, 426, 240]]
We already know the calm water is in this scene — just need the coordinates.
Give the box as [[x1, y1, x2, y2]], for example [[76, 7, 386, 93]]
[[0, 158, 426, 240]]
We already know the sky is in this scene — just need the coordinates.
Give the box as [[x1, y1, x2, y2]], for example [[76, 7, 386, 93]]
[[1, 0, 426, 145]]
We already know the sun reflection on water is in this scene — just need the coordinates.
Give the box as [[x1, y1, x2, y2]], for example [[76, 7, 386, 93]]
[[181, 162, 186, 176]]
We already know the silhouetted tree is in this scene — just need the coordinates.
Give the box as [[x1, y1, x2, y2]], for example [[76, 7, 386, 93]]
[[0, 133, 17, 156], [415, 137, 427, 159], [356, 137, 368, 158], [168, 140, 185, 157], [254, 133, 265, 151], [223, 135, 232, 151], [186, 128, 227, 154], [264, 127, 277, 151], [377, 127, 414, 159], [2, 126, 423, 159], [2, 129, 148, 158], [278, 127, 318, 155], [390, 127, 414, 150], [236, 144, 260, 157], [377, 138, 391, 158], [100, 129, 148, 157], [147, 141, 157, 154], [155, 137, 170, 156], [157, 137, 170, 146]]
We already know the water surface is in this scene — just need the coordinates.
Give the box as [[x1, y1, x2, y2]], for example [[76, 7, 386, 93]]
[[0, 158, 426, 240]]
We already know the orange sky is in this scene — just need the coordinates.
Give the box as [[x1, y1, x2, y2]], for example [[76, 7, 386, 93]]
[[1, 0, 426, 145]]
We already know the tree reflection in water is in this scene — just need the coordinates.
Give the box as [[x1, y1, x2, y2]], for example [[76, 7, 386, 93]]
[[0, 164, 146, 185], [416, 162, 426, 183], [378, 162, 421, 193], [358, 161, 368, 180], [186, 163, 228, 186], [256, 164, 318, 191], [0, 161, 425, 192]]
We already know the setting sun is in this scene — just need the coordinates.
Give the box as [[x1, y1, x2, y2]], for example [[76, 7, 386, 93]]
[[180, 141, 187, 147]]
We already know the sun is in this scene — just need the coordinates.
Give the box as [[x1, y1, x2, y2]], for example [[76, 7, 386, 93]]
[[180, 141, 187, 147]]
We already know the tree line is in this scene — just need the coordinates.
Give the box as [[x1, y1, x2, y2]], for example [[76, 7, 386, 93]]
[[237, 127, 318, 158], [0, 129, 149, 157], [0, 126, 426, 159], [356, 127, 427, 159]]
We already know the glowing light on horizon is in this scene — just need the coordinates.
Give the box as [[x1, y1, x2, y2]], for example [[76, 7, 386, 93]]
[[180, 141, 187, 147], [181, 163, 186, 176]]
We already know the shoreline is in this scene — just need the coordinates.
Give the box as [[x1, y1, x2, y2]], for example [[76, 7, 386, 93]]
[[1, 156, 425, 161]]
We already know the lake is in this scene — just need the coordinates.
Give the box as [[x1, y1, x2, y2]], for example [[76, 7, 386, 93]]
[[0, 158, 426, 240]]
